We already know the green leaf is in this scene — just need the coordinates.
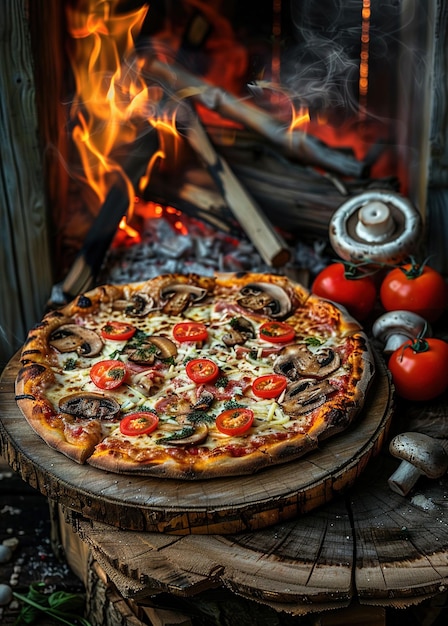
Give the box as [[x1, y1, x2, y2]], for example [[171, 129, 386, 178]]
[[156, 425, 195, 444], [223, 399, 246, 410], [48, 590, 86, 613], [13, 583, 92, 626]]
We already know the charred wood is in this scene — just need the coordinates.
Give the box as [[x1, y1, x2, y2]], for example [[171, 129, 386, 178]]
[[140, 55, 368, 179]]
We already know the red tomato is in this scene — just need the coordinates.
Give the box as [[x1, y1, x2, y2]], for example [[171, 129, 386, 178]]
[[215, 407, 254, 436], [380, 262, 447, 323], [252, 374, 287, 398], [186, 358, 220, 384], [90, 359, 127, 389], [101, 321, 136, 341], [311, 263, 377, 321], [388, 338, 448, 401], [119, 412, 159, 436], [172, 322, 208, 343], [259, 321, 295, 343]]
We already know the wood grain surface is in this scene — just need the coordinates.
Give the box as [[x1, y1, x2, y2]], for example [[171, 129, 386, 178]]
[[67, 449, 448, 613], [1, 351, 392, 534]]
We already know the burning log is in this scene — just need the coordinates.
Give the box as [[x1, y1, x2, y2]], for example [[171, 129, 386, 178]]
[[178, 107, 291, 267], [49, 128, 159, 306], [142, 56, 367, 179]]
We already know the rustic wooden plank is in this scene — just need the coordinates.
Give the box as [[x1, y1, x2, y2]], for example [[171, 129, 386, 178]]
[[72, 498, 353, 609], [66, 450, 448, 613], [0, 351, 392, 534], [0, 2, 53, 368], [27, 0, 72, 281]]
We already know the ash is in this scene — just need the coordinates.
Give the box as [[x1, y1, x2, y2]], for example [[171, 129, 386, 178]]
[[98, 213, 329, 285]]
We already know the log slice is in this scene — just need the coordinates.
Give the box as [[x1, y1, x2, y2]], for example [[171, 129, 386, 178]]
[[0, 350, 392, 534]]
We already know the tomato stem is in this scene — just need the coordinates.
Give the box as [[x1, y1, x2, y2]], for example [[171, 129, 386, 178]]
[[336, 259, 379, 280], [408, 337, 430, 354], [398, 255, 432, 280]]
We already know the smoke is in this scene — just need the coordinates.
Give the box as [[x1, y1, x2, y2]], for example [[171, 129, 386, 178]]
[[283, 1, 364, 115]]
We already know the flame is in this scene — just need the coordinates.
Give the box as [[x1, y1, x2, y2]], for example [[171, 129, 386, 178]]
[[65, 0, 394, 251], [66, 1, 176, 242], [289, 105, 311, 132]]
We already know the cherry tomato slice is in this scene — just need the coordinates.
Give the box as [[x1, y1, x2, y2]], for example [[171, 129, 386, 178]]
[[172, 322, 208, 343], [215, 407, 254, 436], [186, 358, 220, 384], [252, 374, 288, 398], [101, 321, 136, 341], [259, 321, 295, 343], [119, 411, 159, 436], [90, 359, 127, 389]]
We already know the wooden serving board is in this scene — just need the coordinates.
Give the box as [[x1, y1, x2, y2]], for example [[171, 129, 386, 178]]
[[0, 351, 393, 534]]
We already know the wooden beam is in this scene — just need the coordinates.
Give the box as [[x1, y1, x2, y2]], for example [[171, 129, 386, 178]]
[[0, 1, 54, 367]]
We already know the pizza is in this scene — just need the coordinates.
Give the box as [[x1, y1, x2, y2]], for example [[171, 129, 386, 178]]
[[15, 272, 375, 479]]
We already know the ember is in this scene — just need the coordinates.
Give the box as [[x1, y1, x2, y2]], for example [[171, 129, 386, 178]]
[[97, 205, 326, 286]]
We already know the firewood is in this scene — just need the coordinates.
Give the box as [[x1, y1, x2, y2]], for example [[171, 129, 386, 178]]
[[142, 56, 367, 178], [179, 108, 291, 267]]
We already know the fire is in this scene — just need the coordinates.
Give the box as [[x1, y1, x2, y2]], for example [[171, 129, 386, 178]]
[[66, 1, 178, 242], [64, 0, 394, 252], [289, 106, 311, 132]]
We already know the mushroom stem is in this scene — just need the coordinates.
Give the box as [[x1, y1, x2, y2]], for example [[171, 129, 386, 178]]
[[356, 201, 395, 242], [388, 432, 448, 497], [388, 460, 423, 496]]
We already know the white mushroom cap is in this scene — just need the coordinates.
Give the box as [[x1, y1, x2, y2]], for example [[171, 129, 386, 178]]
[[329, 190, 422, 264], [372, 310, 431, 354], [388, 432, 448, 496]]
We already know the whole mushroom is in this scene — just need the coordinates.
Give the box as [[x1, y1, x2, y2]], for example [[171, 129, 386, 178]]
[[388, 432, 448, 496], [372, 310, 431, 354], [329, 190, 422, 265]]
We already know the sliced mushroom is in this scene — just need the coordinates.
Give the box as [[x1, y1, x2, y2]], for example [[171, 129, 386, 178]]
[[274, 344, 341, 380], [191, 390, 215, 411], [148, 336, 178, 359], [125, 336, 178, 365], [236, 282, 292, 319], [113, 293, 155, 317], [125, 342, 158, 365], [160, 283, 208, 315], [159, 423, 209, 446], [49, 324, 103, 357], [58, 392, 120, 419], [281, 379, 337, 416], [222, 317, 255, 347]]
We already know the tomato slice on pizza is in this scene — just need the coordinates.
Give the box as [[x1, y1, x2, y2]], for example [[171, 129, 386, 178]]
[[101, 321, 136, 341], [252, 374, 287, 398], [186, 358, 220, 384], [259, 321, 295, 343], [90, 359, 128, 389], [119, 412, 159, 436], [172, 322, 208, 342], [215, 407, 254, 436]]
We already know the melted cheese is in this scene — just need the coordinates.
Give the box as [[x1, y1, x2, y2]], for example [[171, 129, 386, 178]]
[[44, 293, 355, 457]]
